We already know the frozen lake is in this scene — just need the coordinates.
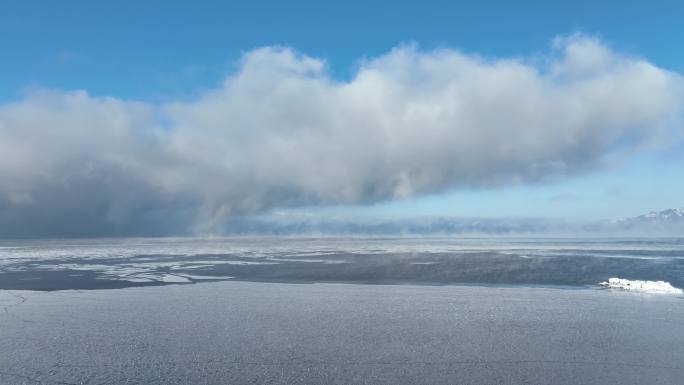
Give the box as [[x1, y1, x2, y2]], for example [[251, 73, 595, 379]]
[[1, 237, 683, 290], [1, 237, 683, 384], [1, 281, 683, 384]]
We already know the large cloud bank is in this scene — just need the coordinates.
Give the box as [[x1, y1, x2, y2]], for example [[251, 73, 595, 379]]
[[1, 36, 682, 237]]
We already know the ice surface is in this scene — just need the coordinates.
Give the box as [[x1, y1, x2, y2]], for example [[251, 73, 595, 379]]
[[599, 277, 683, 294], [2, 282, 684, 385], [3, 237, 683, 268], [2, 237, 684, 291]]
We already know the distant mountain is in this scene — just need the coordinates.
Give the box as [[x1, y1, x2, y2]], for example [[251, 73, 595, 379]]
[[603, 208, 684, 234], [220, 215, 579, 235], [635, 208, 684, 222], [613, 208, 684, 224], [215, 208, 684, 236]]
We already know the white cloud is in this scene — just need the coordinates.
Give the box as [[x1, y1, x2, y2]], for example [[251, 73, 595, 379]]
[[0, 36, 682, 236]]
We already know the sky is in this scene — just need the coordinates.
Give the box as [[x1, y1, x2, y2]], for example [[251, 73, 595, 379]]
[[0, 0, 683, 237]]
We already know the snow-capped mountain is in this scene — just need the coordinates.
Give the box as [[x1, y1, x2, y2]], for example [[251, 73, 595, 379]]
[[602, 208, 684, 234], [614, 208, 684, 224], [637, 208, 684, 221], [220, 209, 684, 235]]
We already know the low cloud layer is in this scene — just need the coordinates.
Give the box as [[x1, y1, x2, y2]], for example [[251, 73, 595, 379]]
[[1, 35, 683, 237]]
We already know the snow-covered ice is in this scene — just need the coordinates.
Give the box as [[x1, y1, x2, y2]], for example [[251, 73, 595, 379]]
[[599, 277, 683, 295]]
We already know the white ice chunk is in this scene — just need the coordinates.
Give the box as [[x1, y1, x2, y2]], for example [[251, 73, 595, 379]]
[[599, 277, 683, 294], [178, 275, 234, 280]]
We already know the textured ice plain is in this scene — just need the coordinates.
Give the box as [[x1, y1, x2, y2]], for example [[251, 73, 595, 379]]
[[2, 237, 684, 291], [1, 281, 684, 385], [599, 277, 684, 294]]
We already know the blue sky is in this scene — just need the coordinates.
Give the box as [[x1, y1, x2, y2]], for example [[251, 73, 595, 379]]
[[3, 0, 683, 102], [1, 0, 683, 226]]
